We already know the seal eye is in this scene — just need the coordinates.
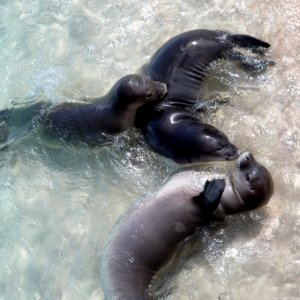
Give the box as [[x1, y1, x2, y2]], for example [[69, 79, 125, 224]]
[[146, 92, 153, 98], [246, 174, 251, 182], [245, 152, 253, 162]]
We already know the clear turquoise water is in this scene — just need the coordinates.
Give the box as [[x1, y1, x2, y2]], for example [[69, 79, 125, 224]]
[[0, 0, 299, 299]]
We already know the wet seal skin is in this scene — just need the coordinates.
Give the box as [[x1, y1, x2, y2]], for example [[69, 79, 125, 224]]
[[44, 74, 167, 140], [135, 29, 274, 164], [104, 152, 273, 299], [0, 74, 167, 147]]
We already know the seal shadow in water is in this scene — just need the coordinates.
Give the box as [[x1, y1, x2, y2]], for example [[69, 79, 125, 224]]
[[135, 29, 275, 164]]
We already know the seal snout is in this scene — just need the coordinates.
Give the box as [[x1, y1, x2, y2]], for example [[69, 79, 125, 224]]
[[237, 151, 254, 169], [225, 146, 240, 161], [156, 81, 167, 97]]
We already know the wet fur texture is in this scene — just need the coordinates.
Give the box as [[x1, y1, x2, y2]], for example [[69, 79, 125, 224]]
[[135, 29, 273, 164], [104, 152, 273, 299]]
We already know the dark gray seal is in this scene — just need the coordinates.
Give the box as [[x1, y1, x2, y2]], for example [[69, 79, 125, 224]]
[[135, 29, 274, 164], [104, 152, 273, 299], [0, 74, 167, 147], [44, 74, 167, 140]]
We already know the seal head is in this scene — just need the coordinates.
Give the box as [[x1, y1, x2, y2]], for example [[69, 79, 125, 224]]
[[190, 123, 239, 162], [219, 151, 274, 215], [141, 109, 239, 164], [114, 74, 167, 108], [233, 151, 274, 209]]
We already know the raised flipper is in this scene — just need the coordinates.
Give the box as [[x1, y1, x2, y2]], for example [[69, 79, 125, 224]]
[[229, 34, 270, 54], [193, 179, 226, 213]]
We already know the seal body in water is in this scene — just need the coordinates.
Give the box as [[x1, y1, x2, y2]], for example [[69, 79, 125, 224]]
[[135, 29, 274, 164], [44, 74, 167, 141], [0, 74, 167, 146], [104, 152, 273, 299]]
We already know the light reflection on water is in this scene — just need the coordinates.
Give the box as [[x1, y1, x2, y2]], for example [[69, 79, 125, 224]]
[[0, 0, 299, 299]]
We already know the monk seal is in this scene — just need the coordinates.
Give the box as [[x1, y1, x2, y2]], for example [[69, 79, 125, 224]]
[[135, 29, 274, 164], [44, 74, 167, 140], [0, 74, 167, 146], [104, 152, 273, 299]]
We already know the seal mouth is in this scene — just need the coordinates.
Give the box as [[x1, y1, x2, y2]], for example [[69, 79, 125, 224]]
[[225, 148, 240, 161], [236, 151, 253, 169], [157, 82, 168, 97]]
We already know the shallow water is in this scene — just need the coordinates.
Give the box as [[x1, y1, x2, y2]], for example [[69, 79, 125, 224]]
[[0, 0, 299, 299]]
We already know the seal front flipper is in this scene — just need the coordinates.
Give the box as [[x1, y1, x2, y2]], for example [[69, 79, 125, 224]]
[[193, 179, 226, 213]]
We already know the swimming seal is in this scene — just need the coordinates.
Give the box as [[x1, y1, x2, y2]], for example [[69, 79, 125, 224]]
[[104, 152, 273, 299], [45, 74, 167, 140], [0, 74, 167, 147], [135, 29, 274, 164]]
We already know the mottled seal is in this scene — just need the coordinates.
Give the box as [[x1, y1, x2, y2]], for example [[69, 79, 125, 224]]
[[45, 74, 167, 140], [104, 152, 273, 299], [135, 29, 273, 164]]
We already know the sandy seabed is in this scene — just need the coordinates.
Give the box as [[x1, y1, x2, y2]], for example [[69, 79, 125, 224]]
[[0, 0, 299, 299]]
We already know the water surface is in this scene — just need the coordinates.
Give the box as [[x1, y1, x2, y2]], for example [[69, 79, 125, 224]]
[[0, 0, 299, 299]]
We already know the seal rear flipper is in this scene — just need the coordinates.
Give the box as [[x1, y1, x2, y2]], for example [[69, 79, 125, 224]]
[[0, 100, 51, 149], [225, 49, 275, 73], [0, 110, 9, 148], [193, 179, 226, 213], [229, 34, 270, 54]]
